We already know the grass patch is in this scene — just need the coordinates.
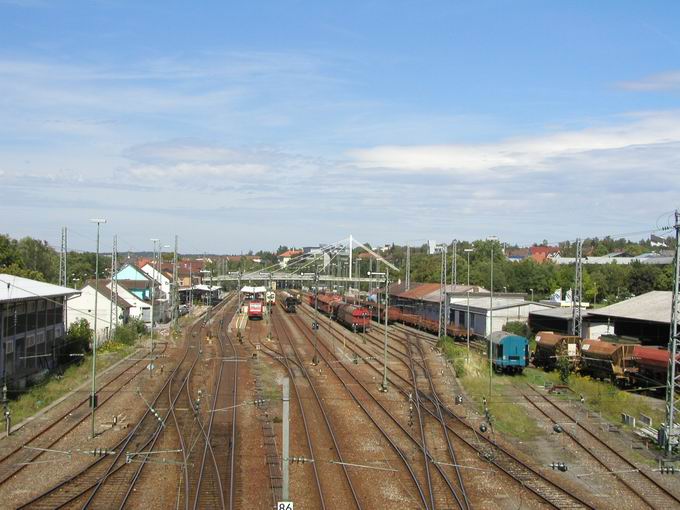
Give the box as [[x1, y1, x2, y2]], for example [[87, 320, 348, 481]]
[[567, 375, 664, 428], [1, 340, 138, 432], [438, 337, 543, 440]]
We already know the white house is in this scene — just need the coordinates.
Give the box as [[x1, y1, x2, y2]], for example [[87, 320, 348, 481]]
[[106, 280, 157, 326], [140, 264, 171, 299], [67, 280, 132, 345]]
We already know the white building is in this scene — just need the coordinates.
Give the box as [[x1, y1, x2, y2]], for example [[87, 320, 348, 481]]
[[449, 296, 555, 337], [140, 264, 171, 298], [67, 280, 131, 344], [106, 280, 156, 326]]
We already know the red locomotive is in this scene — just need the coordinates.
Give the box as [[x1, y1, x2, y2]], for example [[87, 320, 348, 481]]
[[248, 300, 263, 320]]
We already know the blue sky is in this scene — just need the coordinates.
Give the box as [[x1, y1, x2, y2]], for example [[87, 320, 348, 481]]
[[1, 1, 680, 254]]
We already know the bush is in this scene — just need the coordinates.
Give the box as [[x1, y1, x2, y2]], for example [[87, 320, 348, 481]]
[[60, 318, 92, 363], [112, 321, 143, 345], [502, 321, 530, 338]]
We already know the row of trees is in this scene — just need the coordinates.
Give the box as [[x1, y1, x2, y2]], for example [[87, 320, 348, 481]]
[[375, 239, 675, 304], [0, 234, 112, 285]]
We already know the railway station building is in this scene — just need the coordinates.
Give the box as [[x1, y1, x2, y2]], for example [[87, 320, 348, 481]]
[[0, 274, 79, 389]]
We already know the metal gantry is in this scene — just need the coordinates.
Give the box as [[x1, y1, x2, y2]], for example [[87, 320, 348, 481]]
[[572, 238, 583, 337], [664, 210, 680, 456]]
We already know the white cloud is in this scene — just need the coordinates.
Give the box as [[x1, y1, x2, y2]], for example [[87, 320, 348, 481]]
[[618, 71, 680, 91], [349, 111, 680, 175]]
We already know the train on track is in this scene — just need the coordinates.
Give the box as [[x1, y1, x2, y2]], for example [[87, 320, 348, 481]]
[[247, 300, 264, 320], [302, 292, 371, 332], [533, 331, 677, 388], [488, 331, 529, 374], [279, 291, 297, 313]]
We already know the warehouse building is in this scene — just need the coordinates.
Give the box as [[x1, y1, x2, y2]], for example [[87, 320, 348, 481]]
[[449, 296, 554, 337], [528, 306, 610, 339], [585, 291, 673, 345], [0, 274, 79, 389]]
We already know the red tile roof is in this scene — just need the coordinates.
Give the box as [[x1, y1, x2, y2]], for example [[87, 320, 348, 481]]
[[278, 250, 304, 258]]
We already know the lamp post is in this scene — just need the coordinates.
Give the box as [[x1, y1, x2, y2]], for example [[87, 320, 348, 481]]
[[150, 239, 159, 355], [464, 248, 473, 286], [487, 236, 498, 396], [530, 288, 534, 302], [466, 288, 472, 361], [302, 269, 320, 365], [90, 218, 106, 438], [369, 270, 389, 392]]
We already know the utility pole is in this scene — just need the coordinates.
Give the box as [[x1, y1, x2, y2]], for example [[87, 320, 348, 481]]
[[150, 239, 159, 357], [172, 235, 178, 333], [59, 227, 68, 328], [313, 268, 319, 365], [109, 235, 118, 337], [282, 377, 290, 500], [487, 236, 498, 396], [438, 244, 447, 339], [451, 239, 458, 287], [572, 238, 583, 337], [382, 269, 389, 392], [406, 245, 411, 290], [664, 210, 680, 456], [348, 234, 353, 289], [59, 227, 68, 286], [90, 218, 106, 438]]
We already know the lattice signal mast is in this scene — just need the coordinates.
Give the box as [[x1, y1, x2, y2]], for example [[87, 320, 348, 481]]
[[572, 238, 583, 337], [664, 210, 680, 456], [58, 227, 67, 287]]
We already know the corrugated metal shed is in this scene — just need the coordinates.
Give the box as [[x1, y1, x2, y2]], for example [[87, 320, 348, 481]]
[[587, 291, 671, 325], [0, 274, 79, 303]]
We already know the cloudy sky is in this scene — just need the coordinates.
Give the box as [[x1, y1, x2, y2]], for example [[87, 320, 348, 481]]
[[1, 1, 679, 254]]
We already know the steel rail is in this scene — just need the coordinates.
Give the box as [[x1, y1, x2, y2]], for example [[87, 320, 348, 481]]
[[522, 384, 680, 509], [410, 336, 470, 510], [404, 333, 436, 510], [16, 308, 213, 509], [298, 302, 595, 509], [288, 311, 431, 509], [0, 343, 168, 486], [87, 299, 233, 509], [244, 314, 327, 509], [297, 306, 471, 509], [273, 310, 362, 510]]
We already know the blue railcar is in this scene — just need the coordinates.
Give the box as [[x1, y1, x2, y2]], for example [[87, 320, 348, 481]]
[[487, 331, 529, 374]]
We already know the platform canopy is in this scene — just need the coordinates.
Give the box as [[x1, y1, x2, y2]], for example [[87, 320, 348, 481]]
[[241, 285, 267, 294]]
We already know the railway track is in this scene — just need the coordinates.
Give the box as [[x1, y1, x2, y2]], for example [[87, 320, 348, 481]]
[[298, 303, 597, 509], [521, 384, 680, 509], [395, 320, 680, 508], [16, 299, 234, 509], [291, 307, 474, 509], [272, 310, 361, 509], [0, 343, 168, 488]]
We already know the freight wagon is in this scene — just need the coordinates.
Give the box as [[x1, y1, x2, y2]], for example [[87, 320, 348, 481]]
[[279, 291, 297, 313], [487, 331, 529, 374], [333, 303, 371, 332], [580, 340, 636, 384], [533, 331, 582, 371], [632, 345, 675, 386]]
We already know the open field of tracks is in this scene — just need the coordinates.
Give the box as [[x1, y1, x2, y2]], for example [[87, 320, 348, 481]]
[[2, 293, 679, 509]]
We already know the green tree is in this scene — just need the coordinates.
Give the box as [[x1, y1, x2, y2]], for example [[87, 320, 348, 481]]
[[17, 237, 59, 282], [61, 318, 92, 363]]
